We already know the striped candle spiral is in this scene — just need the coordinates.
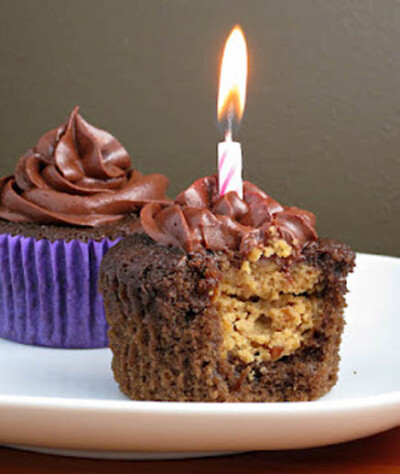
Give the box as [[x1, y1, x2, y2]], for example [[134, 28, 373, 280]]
[[218, 140, 243, 199]]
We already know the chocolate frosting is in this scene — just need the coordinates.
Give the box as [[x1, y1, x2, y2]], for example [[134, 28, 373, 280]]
[[141, 175, 317, 255], [0, 107, 169, 226]]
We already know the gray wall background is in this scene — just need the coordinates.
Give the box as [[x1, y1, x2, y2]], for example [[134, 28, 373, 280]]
[[0, 0, 399, 256]]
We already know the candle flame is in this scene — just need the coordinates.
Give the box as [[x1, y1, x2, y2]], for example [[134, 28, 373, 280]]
[[217, 26, 248, 134]]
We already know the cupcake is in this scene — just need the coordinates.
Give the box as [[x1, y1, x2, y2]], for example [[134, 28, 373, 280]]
[[100, 175, 355, 402], [0, 107, 168, 348]]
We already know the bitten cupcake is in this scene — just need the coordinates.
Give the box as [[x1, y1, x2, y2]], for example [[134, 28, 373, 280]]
[[0, 107, 168, 348], [100, 175, 355, 402]]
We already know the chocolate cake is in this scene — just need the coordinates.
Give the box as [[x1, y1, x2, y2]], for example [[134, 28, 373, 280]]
[[99, 175, 355, 401]]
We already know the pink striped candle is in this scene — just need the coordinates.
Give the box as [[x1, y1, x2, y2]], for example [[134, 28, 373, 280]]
[[218, 136, 243, 199]]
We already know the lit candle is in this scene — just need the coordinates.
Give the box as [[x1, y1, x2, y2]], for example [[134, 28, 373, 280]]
[[217, 25, 248, 199]]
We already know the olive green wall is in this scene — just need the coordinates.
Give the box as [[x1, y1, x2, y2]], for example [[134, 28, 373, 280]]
[[0, 0, 399, 255]]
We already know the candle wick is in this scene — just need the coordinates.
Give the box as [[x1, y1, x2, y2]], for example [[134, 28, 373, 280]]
[[225, 129, 232, 142], [225, 106, 234, 142]]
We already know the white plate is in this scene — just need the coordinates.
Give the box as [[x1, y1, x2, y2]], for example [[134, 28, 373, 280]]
[[0, 253, 399, 460]]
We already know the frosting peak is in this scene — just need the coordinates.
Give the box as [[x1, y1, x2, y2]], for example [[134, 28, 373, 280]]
[[141, 175, 317, 255], [0, 107, 169, 226]]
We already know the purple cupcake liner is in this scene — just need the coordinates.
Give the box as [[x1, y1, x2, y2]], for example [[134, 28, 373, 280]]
[[0, 233, 120, 348]]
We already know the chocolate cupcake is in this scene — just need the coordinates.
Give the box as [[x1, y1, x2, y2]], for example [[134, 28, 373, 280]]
[[100, 175, 355, 402], [0, 107, 168, 348]]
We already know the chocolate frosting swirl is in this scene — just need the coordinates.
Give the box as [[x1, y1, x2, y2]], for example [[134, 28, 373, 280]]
[[0, 107, 169, 226], [141, 175, 317, 255]]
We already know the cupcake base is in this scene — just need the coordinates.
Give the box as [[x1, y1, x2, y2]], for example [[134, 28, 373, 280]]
[[0, 216, 141, 348], [100, 234, 355, 402], [0, 234, 118, 348]]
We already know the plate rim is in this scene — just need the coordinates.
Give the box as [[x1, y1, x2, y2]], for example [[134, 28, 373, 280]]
[[0, 391, 399, 415]]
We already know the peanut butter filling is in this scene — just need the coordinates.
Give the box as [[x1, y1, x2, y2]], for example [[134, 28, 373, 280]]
[[215, 240, 323, 364]]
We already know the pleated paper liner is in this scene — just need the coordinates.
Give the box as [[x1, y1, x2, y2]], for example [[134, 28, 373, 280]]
[[0, 234, 120, 348]]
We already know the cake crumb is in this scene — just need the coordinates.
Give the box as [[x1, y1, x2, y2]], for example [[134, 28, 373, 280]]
[[216, 254, 322, 364], [248, 247, 263, 262]]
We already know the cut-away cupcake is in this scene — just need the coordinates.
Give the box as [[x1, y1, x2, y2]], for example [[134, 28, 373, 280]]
[[0, 107, 169, 348], [99, 175, 355, 402]]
